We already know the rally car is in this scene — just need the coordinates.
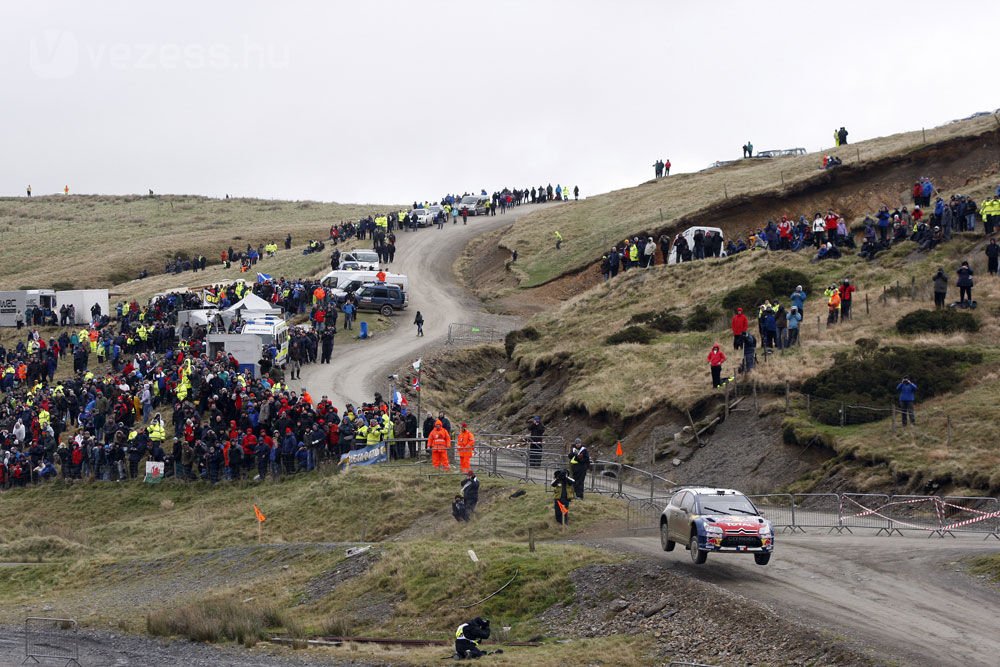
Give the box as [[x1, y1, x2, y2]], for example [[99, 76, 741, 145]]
[[659, 487, 773, 565]]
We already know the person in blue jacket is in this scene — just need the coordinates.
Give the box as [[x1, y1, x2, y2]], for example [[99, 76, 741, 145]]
[[896, 378, 917, 426], [790, 285, 807, 317]]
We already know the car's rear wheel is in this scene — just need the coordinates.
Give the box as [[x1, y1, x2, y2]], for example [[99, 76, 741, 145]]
[[754, 552, 771, 566], [660, 522, 675, 551], [689, 535, 707, 564], [380, 305, 394, 316]]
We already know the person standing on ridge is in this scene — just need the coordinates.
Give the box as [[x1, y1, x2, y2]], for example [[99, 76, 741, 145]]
[[838, 127, 849, 146], [707, 343, 727, 388], [896, 377, 917, 426], [730, 307, 748, 349], [664, 159, 671, 175]]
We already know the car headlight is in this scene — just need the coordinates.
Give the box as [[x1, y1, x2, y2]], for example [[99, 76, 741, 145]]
[[704, 525, 723, 535], [759, 524, 773, 536]]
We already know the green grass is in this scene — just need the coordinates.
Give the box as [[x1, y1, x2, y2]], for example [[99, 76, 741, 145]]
[[0, 466, 627, 635], [970, 555, 1000, 583]]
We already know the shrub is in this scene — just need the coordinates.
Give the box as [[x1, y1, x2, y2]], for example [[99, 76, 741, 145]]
[[606, 326, 656, 345], [629, 310, 683, 332], [146, 596, 287, 645], [722, 269, 813, 313], [801, 341, 982, 425], [504, 326, 540, 358], [685, 305, 719, 331], [896, 309, 980, 335]]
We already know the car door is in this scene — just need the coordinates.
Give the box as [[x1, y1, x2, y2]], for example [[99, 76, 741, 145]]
[[667, 491, 688, 541]]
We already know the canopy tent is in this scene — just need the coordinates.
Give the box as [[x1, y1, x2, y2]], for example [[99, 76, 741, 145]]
[[224, 292, 276, 313]]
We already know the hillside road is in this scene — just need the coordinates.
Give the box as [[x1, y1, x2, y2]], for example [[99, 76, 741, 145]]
[[604, 533, 1000, 666]]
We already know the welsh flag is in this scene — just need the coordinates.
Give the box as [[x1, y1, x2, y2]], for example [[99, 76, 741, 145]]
[[144, 461, 164, 484]]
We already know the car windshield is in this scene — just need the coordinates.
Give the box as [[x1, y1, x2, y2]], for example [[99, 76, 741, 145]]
[[413, 209, 427, 215], [697, 495, 758, 516], [460, 196, 479, 205]]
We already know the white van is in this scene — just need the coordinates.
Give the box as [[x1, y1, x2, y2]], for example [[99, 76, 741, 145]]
[[241, 315, 289, 367], [667, 226, 727, 265]]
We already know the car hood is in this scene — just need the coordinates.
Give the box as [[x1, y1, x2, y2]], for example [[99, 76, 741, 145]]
[[701, 516, 768, 531]]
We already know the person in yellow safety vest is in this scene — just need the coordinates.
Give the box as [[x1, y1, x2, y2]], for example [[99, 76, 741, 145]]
[[456, 423, 475, 473], [366, 421, 382, 446], [176, 377, 190, 401], [147, 414, 166, 444], [38, 408, 50, 429], [628, 241, 638, 264], [355, 420, 369, 444], [83, 371, 94, 381]]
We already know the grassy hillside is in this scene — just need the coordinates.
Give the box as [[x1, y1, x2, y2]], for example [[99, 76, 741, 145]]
[[499, 227, 1000, 493], [498, 113, 999, 288], [0, 194, 401, 290], [0, 466, 625, 643]]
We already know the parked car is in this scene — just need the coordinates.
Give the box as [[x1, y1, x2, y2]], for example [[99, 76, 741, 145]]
[[410, 208, 434, 227], [659, 487, 773, 565], [353, 283, 407, 316], [458, 195, 488, 216], [339, 250, 380, 270]]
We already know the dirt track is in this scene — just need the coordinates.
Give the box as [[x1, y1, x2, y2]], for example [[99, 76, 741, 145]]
[[606, 533, 1000, 667], [299, 205, 547, 408]]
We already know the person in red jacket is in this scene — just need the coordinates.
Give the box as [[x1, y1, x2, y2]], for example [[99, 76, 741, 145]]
[[730, 308, 749, 350], [838, 279, 856, 320], [707, 344, 727, 388]]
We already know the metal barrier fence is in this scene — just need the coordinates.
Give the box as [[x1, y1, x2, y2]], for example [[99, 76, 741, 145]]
[[24, 617, 81, 667], [446, 323, 512, 345], [625, 493, 1000, 539]]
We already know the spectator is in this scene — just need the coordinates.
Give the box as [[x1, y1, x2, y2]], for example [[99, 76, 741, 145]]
[[956, 261, 974, 306], [932, 268, 948, 309], [706, 344, 727, 388], [896, 378, 917, 426]]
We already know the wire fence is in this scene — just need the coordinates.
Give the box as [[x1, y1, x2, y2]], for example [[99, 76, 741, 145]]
[[625, 492, 1000, 539]]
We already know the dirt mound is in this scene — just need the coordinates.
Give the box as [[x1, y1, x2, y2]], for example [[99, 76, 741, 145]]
[[538, 559, 875, 665]]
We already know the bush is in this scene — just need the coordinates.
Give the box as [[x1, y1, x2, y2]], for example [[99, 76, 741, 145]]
[[606, 326, 656, 345], [801, 341, 982, 425], [504, 326, 540, 358], [722, 269, 813, 313], [896, 309, 980, 335], [685, 305, 719, 331], [146, 596, 287, 645], [629, 310, 683, 332]]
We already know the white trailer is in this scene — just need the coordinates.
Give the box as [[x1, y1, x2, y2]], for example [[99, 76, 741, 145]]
[[0, 290, 57, 327], [206, 333, 265, 377], [55, 289, 110, 324]]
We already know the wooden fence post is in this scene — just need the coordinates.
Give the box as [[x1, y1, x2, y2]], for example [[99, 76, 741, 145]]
[[725, 383, 731, 419], [866, 293, 870, 315], [785, 381, 790, 411], [752, 380, 759, 415], [840, 403, 846, 427]]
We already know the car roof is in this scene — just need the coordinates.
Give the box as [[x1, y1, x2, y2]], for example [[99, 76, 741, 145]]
[[674, 486, 746, 497]]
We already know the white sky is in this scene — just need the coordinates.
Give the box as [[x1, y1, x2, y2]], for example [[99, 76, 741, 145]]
[[3, 0, 998, 204]]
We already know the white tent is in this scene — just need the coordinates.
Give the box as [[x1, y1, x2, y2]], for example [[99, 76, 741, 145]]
[[225, 293, 279, 314]]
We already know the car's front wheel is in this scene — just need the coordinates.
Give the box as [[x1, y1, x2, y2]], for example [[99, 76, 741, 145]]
[[380, 305, 394, 316], [660, 522, 675, 551], [689, 534, 707, 564], [754, 552, 771, 566]]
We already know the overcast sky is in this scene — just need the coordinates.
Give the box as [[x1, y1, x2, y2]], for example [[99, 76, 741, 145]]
[[3, 1, 998, 204]]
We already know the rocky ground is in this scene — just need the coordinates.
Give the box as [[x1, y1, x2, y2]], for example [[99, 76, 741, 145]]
[[538, 558, 875, 666]]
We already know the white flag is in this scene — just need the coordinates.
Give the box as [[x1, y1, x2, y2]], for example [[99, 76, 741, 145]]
[[412, 358, 422, 371]]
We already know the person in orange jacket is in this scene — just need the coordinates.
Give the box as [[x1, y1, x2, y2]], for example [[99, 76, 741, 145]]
[[427, 419, 451, 470], [706, 344, 727, 388], [456, 423, 475, 473]]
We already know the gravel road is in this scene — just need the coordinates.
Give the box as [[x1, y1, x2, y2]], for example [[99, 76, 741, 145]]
[[299, 205, 546, 408], [604, 533, 1000, 666]]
